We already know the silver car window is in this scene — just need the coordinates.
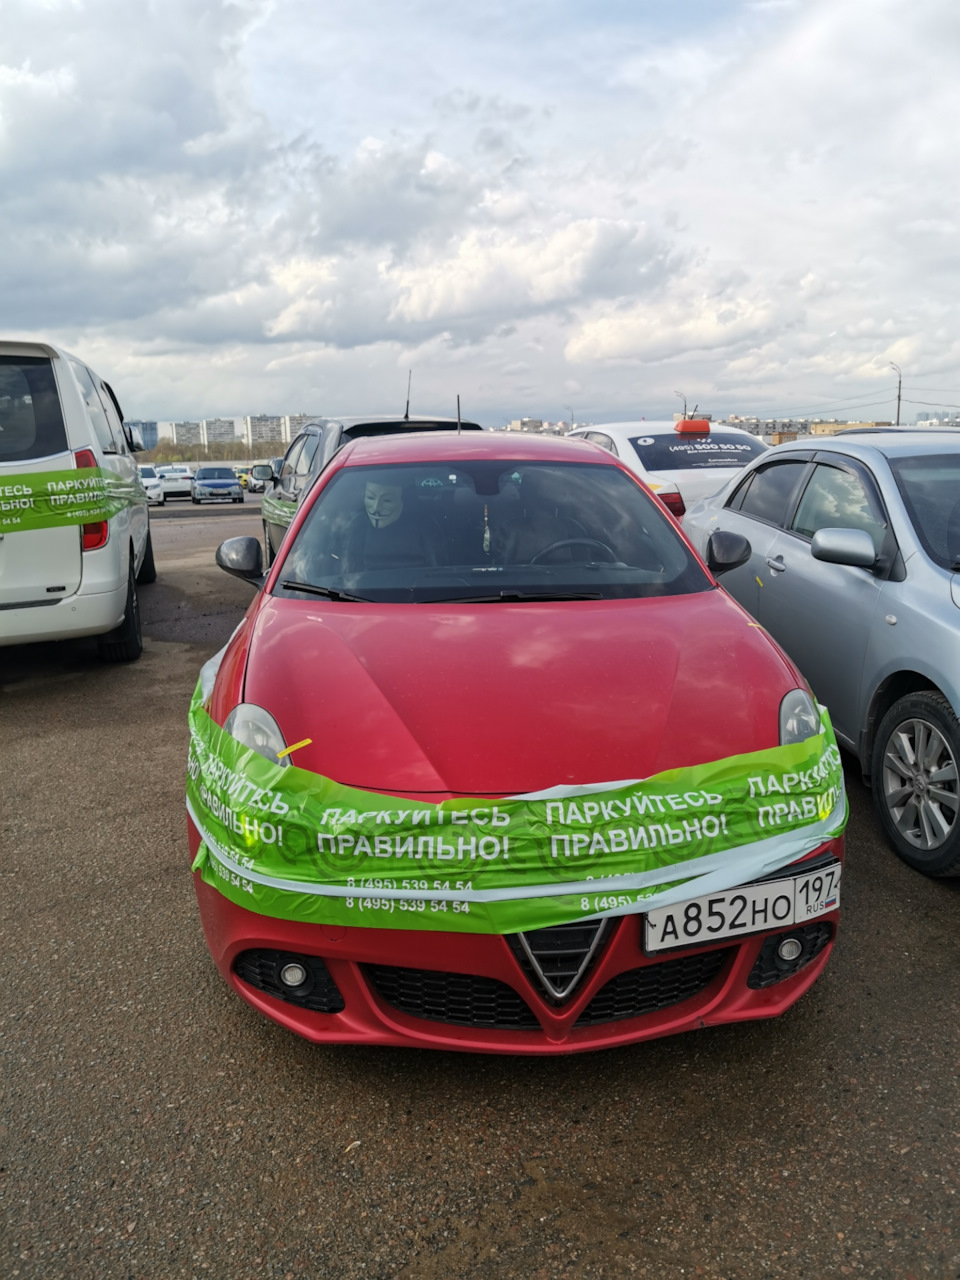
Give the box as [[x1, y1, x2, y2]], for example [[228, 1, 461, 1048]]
[[792, 465, 887, 553], [889, 453, 960, 569], [735, 460, 809, 526]]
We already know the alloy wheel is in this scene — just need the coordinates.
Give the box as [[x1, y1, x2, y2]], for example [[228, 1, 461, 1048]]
[[881, 717, 960, 850]]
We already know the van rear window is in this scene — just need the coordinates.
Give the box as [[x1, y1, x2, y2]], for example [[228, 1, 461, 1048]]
[[0, 356, 68, 463]]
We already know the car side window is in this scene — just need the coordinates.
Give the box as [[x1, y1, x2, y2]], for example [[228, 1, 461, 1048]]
[[319, 424, 340, 469], [734, 460, 809, 526], [295, 433, 321, 478], [586, 432, 618, 455], [70, 360, 118, 453], [279, 437, 305, 492], [92, 374, 128, 455], [791, 463, 887, 553]]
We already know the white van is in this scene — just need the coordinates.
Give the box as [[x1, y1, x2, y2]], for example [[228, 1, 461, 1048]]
[[0, 340, 153, 661]]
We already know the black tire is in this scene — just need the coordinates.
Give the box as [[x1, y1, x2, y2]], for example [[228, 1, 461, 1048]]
[[160, 496, 166, 507], [136, 528, 157, 584], [871, 691, 960, 876], [98, 563, 143, 663], [234, 494, 244, 504], [192, 496, 200, 505], [263, 520, 275, 567]]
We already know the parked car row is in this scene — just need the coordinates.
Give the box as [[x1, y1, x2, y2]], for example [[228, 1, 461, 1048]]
[[4, 338, 956, 1058], [136, 463, 267, 501]]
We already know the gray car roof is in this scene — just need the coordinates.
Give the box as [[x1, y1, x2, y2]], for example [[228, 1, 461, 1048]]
[[776, 430, 960, 463]]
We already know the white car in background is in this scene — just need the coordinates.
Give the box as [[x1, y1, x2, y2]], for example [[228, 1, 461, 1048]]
[[569, 420, 768, 519], [157, 464, 193, 498], [137, 464, 165, 505]]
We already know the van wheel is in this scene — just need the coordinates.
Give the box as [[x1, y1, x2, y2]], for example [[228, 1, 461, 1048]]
[[136, 529, 157, 584], [98, 564, 142, 662], [871, 691, 960, 875]]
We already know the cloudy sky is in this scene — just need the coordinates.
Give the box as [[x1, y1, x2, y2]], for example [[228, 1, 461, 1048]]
[[3, 0, 959, 424]]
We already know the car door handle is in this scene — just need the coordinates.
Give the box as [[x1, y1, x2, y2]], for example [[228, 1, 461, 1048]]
[[765, 556, 785, 572]]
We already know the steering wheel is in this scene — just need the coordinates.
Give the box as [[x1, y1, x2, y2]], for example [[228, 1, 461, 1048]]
[[530, 537, 619, 564]]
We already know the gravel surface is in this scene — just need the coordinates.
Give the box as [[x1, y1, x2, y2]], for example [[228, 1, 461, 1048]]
[[2, 508, 959, 1279]]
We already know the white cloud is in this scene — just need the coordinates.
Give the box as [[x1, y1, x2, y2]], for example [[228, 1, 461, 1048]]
[[567, 284, 789, 365], [3, 0, 960, 422]]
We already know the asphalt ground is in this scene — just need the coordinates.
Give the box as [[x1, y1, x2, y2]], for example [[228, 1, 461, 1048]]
[[2, 506, 959, 1279]]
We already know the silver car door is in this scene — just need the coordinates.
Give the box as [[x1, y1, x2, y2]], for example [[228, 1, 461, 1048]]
[[713, 456, 814, 619], [757, 460, 889, 743]]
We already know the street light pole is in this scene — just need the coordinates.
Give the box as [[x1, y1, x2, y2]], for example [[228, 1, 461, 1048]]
[[674, 391, 687, 419], [890, 362, 902, 426], [565, 404, 575, 433]]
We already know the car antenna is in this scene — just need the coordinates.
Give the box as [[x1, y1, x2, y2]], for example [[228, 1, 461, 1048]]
[[404, 369, 412, 421], [457, 394, 462, 436]]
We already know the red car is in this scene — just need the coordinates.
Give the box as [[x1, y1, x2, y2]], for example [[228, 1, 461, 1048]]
[[188, 432, 845, 1054]]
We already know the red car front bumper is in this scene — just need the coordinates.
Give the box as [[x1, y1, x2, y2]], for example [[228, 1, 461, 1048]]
[[192, 829, 844, 1055]]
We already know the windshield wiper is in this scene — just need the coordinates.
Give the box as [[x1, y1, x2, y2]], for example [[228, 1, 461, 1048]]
[[432, 590, 604, 603], [279, 580, 372, 602]]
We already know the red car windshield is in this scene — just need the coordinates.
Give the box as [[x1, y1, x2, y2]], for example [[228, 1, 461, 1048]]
[[277, 460, 711, 602]]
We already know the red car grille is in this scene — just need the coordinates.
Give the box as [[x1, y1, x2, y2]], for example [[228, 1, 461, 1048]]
[[574, 950, 727, 1026], [366, 947, 729, 1031], [507, 919, 611, 1003], [365, 965, 539, 1029]]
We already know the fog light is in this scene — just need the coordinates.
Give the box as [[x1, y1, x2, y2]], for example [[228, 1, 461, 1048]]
[[279, 962, 308, 987], [777, 937, 803, 963]]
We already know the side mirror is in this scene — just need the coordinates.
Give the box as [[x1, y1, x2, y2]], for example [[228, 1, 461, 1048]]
[[216, 536, 264, 585], [811, 527, 877, 568], [706, 530, 752, 576], [126, 426, 146, 452], [251, 464, 274, 481]]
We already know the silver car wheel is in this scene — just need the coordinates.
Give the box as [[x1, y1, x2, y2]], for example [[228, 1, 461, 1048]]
[[881, 717, 960, 850]]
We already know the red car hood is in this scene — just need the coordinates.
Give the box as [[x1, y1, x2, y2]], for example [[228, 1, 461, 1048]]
[[241, 592, 798, 796]]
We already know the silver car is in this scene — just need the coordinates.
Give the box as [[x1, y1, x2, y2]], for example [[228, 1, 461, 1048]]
[[684, 429, 960, 876]]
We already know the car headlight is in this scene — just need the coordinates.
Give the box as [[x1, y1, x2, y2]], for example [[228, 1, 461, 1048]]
[[223, 704, 291, 767], [780, 689, 821, 745]]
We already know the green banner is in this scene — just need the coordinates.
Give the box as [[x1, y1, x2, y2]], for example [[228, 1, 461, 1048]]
[[0, 467, 137, 533], [187, 680, 847, 934]]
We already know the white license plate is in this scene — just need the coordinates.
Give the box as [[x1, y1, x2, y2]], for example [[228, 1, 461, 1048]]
[[643, 863, 841, 953]]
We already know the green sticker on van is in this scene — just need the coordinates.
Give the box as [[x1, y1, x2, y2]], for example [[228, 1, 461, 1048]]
[[0, 467, 138, 532]]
